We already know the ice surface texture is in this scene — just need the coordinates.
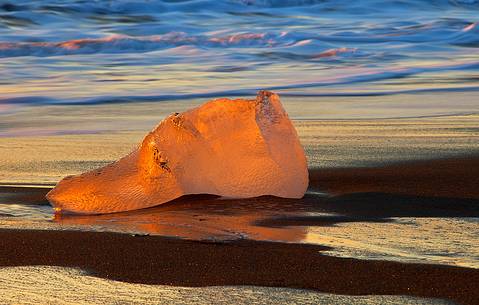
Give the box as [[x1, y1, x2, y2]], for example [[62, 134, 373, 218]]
[[46, 91, 308, 214]]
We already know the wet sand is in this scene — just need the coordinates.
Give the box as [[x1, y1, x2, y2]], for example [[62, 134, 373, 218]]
[[0, 185, 51, 206], [1, 156, 478, 304], [0, 229, 477, 305], [310, 156, 479, 200]]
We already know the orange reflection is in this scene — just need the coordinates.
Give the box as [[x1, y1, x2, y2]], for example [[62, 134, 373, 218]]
[[53, 195, 310, 242]]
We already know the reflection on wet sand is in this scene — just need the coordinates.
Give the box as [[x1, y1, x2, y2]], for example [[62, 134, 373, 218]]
[[54, 195, 318, 243], [52, 179, 479, 268], [2, 155, 479, 267]]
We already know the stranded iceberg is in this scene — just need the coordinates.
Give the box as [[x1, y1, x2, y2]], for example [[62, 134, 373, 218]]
[[47, 91, 308, 214]]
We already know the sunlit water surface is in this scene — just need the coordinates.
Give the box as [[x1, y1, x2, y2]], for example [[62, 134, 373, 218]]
[[0, 0, 478, 113]]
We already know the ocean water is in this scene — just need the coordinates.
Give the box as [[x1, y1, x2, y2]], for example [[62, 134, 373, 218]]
[[0, 0, 478, 120]]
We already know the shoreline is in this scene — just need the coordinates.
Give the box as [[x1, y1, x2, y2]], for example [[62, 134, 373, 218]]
[[0, 155, 478, 304], [0, 228, 477, 305]]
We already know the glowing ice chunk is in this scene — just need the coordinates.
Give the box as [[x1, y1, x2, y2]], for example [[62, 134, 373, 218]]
[[46, 91, 308, 214]]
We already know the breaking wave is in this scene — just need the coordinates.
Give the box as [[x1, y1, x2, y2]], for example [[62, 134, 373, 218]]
[[0, 0, 477, 113], [0, 23, 477, 58]]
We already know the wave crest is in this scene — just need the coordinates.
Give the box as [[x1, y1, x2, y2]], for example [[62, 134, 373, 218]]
[[0, 32, 350, 58]]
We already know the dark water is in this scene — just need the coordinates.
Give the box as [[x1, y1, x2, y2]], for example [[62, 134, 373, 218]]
[[0, 0, 478, 111]]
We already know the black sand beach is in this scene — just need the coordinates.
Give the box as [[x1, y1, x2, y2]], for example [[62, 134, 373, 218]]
[[2, 1, 478, 303], [310, 156, 479, 200], [0, 229, 478, 305], [0, 156, 478, 304]]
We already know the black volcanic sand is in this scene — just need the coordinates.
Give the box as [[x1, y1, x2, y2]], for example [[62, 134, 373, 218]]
[[0, 186, 51, 206], [0, 229, 477, 305], [0, 156, 479, 304], [310, 156, 479, 200]]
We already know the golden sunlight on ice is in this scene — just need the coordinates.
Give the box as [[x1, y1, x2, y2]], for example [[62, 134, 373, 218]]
[[46, 91, 308, 214]]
